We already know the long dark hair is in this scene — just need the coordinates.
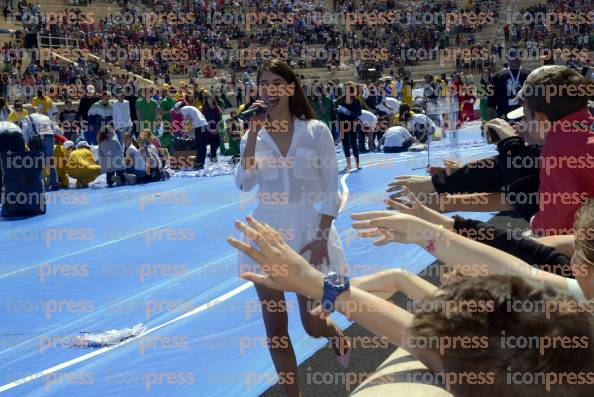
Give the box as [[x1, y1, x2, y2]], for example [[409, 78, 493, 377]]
[[256, 60, 315, 120], [97, 125, 113, 144]]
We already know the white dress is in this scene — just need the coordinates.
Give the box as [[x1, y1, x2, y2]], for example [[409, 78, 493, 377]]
[[235, 117, 348, 276]]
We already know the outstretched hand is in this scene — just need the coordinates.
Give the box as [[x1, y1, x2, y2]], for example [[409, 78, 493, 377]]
[[228, 217, 323, 297], [387, 175, 435, 201], [351, 211, 432, 246], [385, 187, 454, 230]]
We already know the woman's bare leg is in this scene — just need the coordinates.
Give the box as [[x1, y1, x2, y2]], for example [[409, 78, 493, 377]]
[[255, 283, 302, 397]]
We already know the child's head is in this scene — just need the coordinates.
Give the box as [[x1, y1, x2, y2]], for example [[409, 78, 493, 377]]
[[409, 274, 594, 396], [517, 66, 593, 145], [122, 132, 135, 148], [572, 199, 594, 298], [138, 130, 151, 148]]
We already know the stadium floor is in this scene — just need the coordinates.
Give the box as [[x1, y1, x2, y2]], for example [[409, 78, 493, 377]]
[[0, 125, 497, 397]]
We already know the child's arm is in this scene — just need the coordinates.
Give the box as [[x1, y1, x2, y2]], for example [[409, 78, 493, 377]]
[[352, 269, 439, 301]]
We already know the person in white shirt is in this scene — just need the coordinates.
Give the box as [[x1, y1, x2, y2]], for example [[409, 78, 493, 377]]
[[20, 108, 61, 190], [174, 101, 207, 170], [112, 91, 132, 146], [234, 60, 350, 397], [380, 126, 419, 153], [401, 110, 437, 143], [122, 132, 146, 183]]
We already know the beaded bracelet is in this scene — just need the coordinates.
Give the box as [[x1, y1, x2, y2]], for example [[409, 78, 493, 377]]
[[427, 225, 445, 254]]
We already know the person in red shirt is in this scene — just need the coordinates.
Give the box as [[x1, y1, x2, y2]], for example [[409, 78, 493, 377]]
[[486, 65, 594, 236]]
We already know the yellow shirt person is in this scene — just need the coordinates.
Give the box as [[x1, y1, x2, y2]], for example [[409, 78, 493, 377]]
[[8, 109, 29, 123], [31, 95, 54, 116]]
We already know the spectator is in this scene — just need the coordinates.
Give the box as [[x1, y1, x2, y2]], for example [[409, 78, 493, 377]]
[[201, 92, 222, 163], [447, 73, 460, 130], [136, 88, 158, 135], [479, 69, 492, 125], [97, 125, 125, 187], [8, 100, 28, 123], [112, 90, 132, 146], [486, 66, 594, 236], [230, 218, 594, 397], [401, 72, 414, 107], [400, 109, 437, 144], [77, 84, 99, 130], [176, 101, 207, 170], [380, 126, 418, 153], [123, 132, 146, 182], [31, 89, 54, 117], [487, 50, 530, 119], [223, 110, 241, 161], [422, 74, 441, 124], [87, 91, 113, 145], [59, 98, 79, 141], [310, 87, 333, 131], [334, 82, 363, 172], [66, 140, 101, 188], [0, 98, 10, 121], [236, 84, 243, 107], [138, 130, 163, 182], [158, 84, 176, 149], [20, 107, 61, 190], [455, 74, 476, 123], [54, 138, 71, 188], [125, 84, 139, 137]]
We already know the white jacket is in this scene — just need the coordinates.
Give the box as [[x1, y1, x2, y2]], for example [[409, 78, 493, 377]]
[[112, 100, 132, 130]]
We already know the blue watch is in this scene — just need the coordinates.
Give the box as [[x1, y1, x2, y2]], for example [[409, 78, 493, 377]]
[[321, 272, 350, 313]]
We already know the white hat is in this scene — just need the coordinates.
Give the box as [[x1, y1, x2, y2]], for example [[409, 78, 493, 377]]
[[86, 85, 95, 95], [63, 140, 75, 149], [76, 140, 90, 148], [174, 101, 185, 110]]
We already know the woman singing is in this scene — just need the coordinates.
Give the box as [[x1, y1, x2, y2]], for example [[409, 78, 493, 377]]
[[235, 60, 350, 397]]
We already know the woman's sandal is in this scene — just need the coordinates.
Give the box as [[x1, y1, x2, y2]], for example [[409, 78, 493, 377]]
[[333, 335, 352, 369]]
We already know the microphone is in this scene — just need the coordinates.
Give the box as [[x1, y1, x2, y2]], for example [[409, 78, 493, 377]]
[[238, 100, 272, 121]]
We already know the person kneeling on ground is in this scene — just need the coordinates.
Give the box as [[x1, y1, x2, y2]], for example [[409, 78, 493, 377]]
[[380, 126, 420, 153], [66, 141, 101, 188], [123, 132, 146, 183], [54, 137, 71, 188], [400, 108, 438, 144], [97, 125, 125, 187], [228, 217, 594, 397], [138, 131, 167, 183]]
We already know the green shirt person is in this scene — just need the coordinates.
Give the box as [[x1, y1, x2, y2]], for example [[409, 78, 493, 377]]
[[159, 86, 176, 148], [136, 95, 158, 134], [310, 94, 332, 128]]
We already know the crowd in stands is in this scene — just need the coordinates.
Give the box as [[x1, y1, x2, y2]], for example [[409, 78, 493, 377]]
[[509, 0, 594, 52]]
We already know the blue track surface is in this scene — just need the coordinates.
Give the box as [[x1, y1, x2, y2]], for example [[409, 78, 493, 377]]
[[0, 126, 496, 396]]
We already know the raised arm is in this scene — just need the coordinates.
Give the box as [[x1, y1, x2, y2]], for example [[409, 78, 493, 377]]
[[434, 192, 515, 213], [229, 218, 442, 372], [352, 269, 439, 301], [351, 212, 571, 293]]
